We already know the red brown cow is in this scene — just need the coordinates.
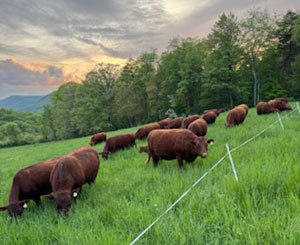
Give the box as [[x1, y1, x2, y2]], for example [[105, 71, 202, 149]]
[[256, 102, 279, 115], [147, 129, 214, 168], [135, 123, 160, 140], [226, 106, 247, 127], [158, 118, 172, 129], [202, 111, 217, 124], [46, 147, 100, 214], [90, 132, 106, 146], [69, 147, 100, 184], [239, 104, 248, 116], [139, 146, 148, 153], [49, 156, 85, 214], [166, 117, 184, 129], [268, 98, 292, 112], [182, 115, 201, 129], [203, 109, 225, 116], [0, 158, 60, 217], [188, 118, 207, 137], [102, 133, 136, 159]]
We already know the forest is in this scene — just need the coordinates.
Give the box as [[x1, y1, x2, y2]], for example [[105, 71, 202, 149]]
[[1, 9, 300, 146]]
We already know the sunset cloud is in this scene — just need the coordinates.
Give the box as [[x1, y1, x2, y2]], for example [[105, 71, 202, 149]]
[[0, 59, 81, 99], [0, 0, 299, 98]]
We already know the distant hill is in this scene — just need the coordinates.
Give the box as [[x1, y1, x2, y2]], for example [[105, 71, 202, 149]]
[[0, 92, 53, 114]]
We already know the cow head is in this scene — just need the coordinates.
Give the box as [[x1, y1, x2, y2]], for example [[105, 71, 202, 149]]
[[139, 146, 148, 153], [53, 191, 73, 214], [195, 137, 214, 158], [0, 199, 30, 217], [101, 151, 109, 160]]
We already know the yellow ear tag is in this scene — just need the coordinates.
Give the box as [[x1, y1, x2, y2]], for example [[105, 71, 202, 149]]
[[209, 141, 214, 145], [73, 192, 78, 198], [23, 203, 28, 209]]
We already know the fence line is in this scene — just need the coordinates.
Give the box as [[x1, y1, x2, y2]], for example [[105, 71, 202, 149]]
[[130, 108, 298, 245]]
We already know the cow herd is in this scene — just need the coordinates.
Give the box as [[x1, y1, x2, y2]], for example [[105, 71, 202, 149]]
[[0, 98, 292, 218]]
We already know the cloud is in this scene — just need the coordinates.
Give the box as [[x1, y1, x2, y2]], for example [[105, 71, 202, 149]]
[[0, 59, 80, 99]]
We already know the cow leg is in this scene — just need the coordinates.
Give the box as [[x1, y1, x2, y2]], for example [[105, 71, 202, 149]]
[[152, 155, 159, 167], [144, 154, 151, 165], [34, 197, 41, 206], [176, 155, 184, 168]]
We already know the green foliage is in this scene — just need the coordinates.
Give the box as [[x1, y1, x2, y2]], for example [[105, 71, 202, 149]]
[[0, 108, 41, 147], [201, 13, 243, 109], [0, 105, 299, 244], [31, 9, 299, 143]]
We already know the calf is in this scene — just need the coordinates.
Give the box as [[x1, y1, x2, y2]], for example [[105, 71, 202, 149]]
[[158, 118, 172, 129], [203, 108, 225, 116], [188, 118, 207, 137], [90, 132, 106, 146], [147, 129, 214, 168], [102, 133, 136, 159], [226, 106, 247, 127], [0, 158, 60, 217], [135, 123, 160, 140], [139, 146, 148, 153], [256, 102, 279, 115], [202, 111, 217, 124], [182, 115, 201, 129], [268, 98, 292, 112], [166, 117, 184, 129]]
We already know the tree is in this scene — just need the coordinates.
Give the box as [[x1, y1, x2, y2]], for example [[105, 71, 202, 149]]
[[276, 10, 300, 96], [51, 82, 79, 139], [201, 13, 242, 109], [241, 9, 276, 106], [5, 122, 21, 144], [72, 63, 120, 135]]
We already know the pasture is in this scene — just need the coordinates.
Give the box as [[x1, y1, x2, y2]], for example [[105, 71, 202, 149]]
[[0, 104, 300, 244]]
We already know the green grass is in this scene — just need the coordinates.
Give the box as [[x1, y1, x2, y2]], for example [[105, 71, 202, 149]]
[[0, 104, 299, 244]]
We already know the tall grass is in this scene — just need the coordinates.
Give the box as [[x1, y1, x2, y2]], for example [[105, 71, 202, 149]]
[[0, 104, 299, 244]]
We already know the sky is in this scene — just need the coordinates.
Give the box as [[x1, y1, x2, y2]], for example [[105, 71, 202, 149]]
[[0, 0, 299, 99]]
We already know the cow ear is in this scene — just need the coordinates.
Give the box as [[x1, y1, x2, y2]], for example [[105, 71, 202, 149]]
[[44, 194, 54, 200], [207, 139, 214, 145], [19, 199, 31, 209], [72, 187, 81, 198], [0, 205, 8, 211]]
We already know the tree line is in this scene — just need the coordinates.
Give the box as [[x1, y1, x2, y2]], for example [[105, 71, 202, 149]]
[[2, 9, 299, 146]]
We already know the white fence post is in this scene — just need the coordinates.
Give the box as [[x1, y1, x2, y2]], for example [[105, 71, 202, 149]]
[[277, 112, 284, 130], [225, 144, 238, 183], [297, 102, 300, 115]]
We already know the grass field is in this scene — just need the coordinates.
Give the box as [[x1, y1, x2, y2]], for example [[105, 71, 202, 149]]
[[0, 104, 299, 244]]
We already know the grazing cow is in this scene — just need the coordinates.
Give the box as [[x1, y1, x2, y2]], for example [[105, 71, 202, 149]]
[[226, 106, 247, 127], [166, 117, 184, 129], [49, 156, 85, 214], [203, 109, 225, 116], [135, 123, 160, 140], [69, 147, 100, 184], [256, 102, 279, 115], [0, 158, 60, 217], [139, 146, 148, 153], [268, 98, 292, 112], [188, 118, 207, 137], [147, 129, 214, 168], [270, 97, 289, 103], [182, 115, 201, 129], [158, 118, 172, 129], [239, 104, 248, 116], [202, 111, 217, 124], [90, 132, 106, 146], [102, 133, 136, 159]]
